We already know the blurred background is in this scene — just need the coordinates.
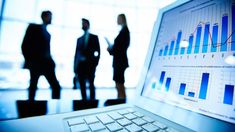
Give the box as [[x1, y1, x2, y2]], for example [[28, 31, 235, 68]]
[[0, 0, 176, 89], [0, 0, 176, 120]]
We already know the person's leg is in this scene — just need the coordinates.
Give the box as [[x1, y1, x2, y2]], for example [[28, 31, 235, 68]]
[[73, 75, 77, 89], [113, 68, 126, 99], [78, 76, 87, 100], [28, 69, 40, 100], [77, 62, 87, 100], [88, 67, 96, 100], [44, 68, 61, 99], [115, 82, 126, 99]]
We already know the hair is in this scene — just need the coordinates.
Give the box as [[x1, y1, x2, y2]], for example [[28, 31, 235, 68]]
[[118, 13, 127, 26], [82, 18, 90, 26], [41, 10, 52, 19]]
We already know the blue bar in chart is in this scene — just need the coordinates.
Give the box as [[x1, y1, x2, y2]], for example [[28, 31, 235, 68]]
[[169, 40, 175, 56], [202, 23, 210, 53], [187, 35, 194, 54], [211, 24, 218, 52], [180, 46, 185, 55], [179, 83, 186, 95], [158, 71, 166, 89], [188, 92, 195, 97], [199, 73, 209, 99], [165, 78, 171, 92], [164, 45, 169, 56], [159, 49, 163, 56], [174, 31, 182, 55], [232, 4, 235, 51], [223, 85, 234, 105], [220, 14, 228, 52], [194, 25, 202, 54]]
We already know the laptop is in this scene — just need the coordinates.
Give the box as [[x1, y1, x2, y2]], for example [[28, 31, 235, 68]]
[[0, 0, 235, 131]]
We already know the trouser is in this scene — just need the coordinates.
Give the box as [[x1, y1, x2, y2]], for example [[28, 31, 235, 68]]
[[76, 62, 96, 100], [28, 68, 61, 100], [78, 74, 95, 100]]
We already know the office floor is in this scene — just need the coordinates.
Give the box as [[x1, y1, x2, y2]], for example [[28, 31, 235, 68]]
[[0, 88, 136, 121]]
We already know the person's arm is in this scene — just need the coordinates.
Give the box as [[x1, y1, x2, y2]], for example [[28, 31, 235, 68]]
[[107, 45, 114, 55], [74, 39, 79, 73], [21, 24, 33, 61], [93, 35, 101, 66], [96, 36, 101, 59]]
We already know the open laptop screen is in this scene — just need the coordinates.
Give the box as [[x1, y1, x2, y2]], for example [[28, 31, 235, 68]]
[[141, 0, 235, 124]]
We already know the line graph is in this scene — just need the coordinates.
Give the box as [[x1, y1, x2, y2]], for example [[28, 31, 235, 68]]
[[158, 4, 235, 56], [186, 21, 234, 48], [142, 0, 235, 125]]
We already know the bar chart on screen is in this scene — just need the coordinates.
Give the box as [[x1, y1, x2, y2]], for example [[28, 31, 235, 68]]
[[142, 0, 235, 124], [151, 69, 235, 105], [219, 71, 235, 105], [149, 0, 235, 103], [157, 2, 235, 57], [150, 69, 211, 100]]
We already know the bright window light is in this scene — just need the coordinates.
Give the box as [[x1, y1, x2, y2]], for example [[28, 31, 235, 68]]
[[225, 54, 235, 65], [180, 40, 189, 48], [0, 0, 176, 89]]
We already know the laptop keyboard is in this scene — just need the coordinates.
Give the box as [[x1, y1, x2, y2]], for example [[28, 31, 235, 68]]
[[65, 108, 179, 132]]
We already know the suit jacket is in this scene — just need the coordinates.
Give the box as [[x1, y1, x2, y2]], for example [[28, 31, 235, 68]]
[[21, 24, 55, 71], [74, 33, 100, 73], [109, 25, 130, 69]]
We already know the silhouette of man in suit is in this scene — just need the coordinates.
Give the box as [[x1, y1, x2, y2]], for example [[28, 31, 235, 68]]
[[74, 18, 100, 100], [21, 10, 61, 100]]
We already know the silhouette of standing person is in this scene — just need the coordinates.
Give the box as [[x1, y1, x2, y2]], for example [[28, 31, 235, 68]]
[[107, 14, 130, 99], [21, 10, 61, 100], [74, 18, 100, 100]]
